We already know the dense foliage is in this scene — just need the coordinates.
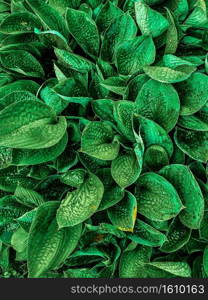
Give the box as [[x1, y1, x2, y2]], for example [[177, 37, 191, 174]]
[[0, 0, 207, 278]]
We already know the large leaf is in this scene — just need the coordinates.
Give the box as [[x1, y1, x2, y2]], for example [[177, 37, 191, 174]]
[[81, 121, 120, 160], [136, 79, 180, 132], [101, 13, 137, 62], [135, 1, 169, 38], [115, 36, 156, 75], [0, 100, 67, 149], [0, 12, 42, 34], [56, 172, 104, 228], [28, 201, 82, 277], [175, 73, 208, 116], [0, 50, 44, 78], [159, 164, 204, 229], [135, 172, 183, 221], [174, 127, 208, 163], [26, 0, 69, 39], [66, 8, 100, 58]]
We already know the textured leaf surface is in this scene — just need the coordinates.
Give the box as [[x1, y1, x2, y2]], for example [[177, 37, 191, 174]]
[[135, 172, 183, 221], [159, 164, 204, 229], [57, 173, 104, 228], [28, 201, 82, 278], [0, 100, 67, 149]]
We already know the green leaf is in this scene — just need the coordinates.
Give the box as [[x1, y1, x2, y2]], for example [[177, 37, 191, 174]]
[[12, 132, 68, 166], [135, 2, 169, 38], [101, 12, 137, 62], [28, 201, 82, 277], [111, 147, 143, 188], [144, 145, 169, 171], [81, 121, 120, 160], [15, 185, 44, 208], [203, 246, 208, 276], [119, 245, 152, 278], [184, 0, 207, 28], [174, 127, 208, 163], [66, 8, 100, 58], [0, 50, 44, 78], [143, 64, 196, 83], [56, 172, 104, 228], [107, 191, 137, 232], [148, 262, 191, 277], [175, 72, 208, 116], [178, 106, 208, 131], [0, 91, 40, 110], [135, 172, 183, 221], [54, 48, 93, 73], [115, 36, 156, 75], [96, 1, 123, 33], [0, 100, 67, 149], [159, 164, 204, 229], [97, 168, 125, 211], [136, 79, 180, 132], [92, 99, 114, 122], [134, 115, 173, 157], [0, 80, 39, 99], [160, 217, 191, 253], [0, 12, 42, 34], [164, 8, 178, 54], [128, 219, 167, 247], [26, 0, 69, 39]]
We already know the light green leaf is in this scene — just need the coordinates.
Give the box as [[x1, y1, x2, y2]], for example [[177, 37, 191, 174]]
[[57, 172, 104, 228]]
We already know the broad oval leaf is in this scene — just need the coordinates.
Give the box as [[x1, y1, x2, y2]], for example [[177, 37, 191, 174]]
[[81, 121, 120, 160], [143, 65, 196, 84], [160, 217, 191, 253], [159, 164, 204, 229], [101, 12, 137, 62], [0, 12, 42, 34], [115, 36, 156, 75], [135, 2, 169, 38], [174, 127, 208, 163], [175, 72, 208, 116], [0, 50, 44, 78], [136, 79, 180, 132], [111, 147, 143, 189], [56, 172, 104, 228], [0, 100, 67, 149], [135, 172, 183, 222], [28, 201, 82, 278]]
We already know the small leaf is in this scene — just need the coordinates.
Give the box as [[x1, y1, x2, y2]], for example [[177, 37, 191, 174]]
[[160, 217, 191, 253], [101, 12, 137, 62], [119, 245, 151, 278], [26, 0, 69, 39], [54, 48, 93, 73], [111, 147, 143, 188], [143, 64, 196, 84], [57, 172, 104, 228], [128, 219, 167, 247]]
